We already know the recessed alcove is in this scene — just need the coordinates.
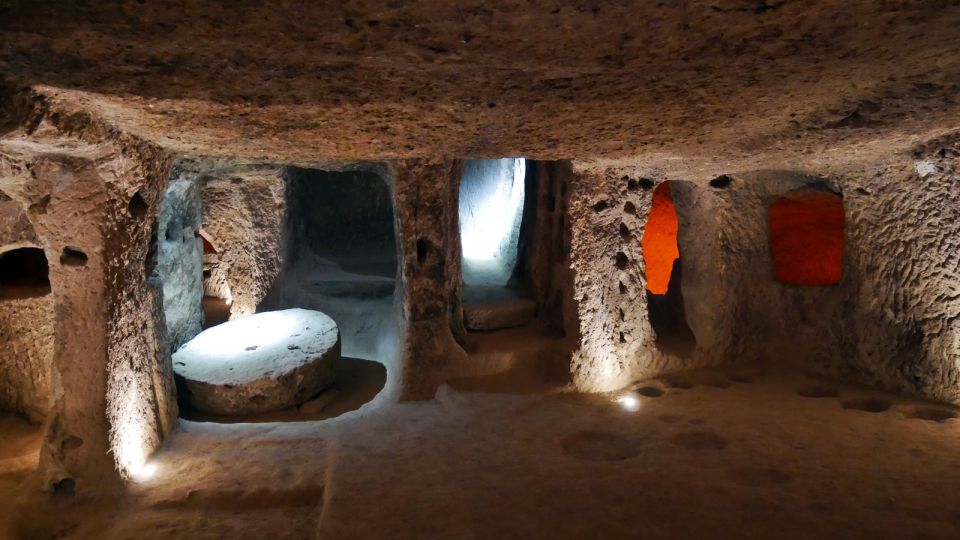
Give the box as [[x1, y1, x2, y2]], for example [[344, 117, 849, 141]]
[[641, 181, 695, 356], [197, 228, 230, 330], [267, 167, 397, 357], [197, 166, 392, 422], [770, 184, 844, 286], [169, 167, 390, 423], [459, 158, 536, 331], [0, 247, 51, 299]]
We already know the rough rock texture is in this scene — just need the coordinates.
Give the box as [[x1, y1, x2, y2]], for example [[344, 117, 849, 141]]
[[840, 143, 960, 403], [568, 167, 666, 391], [1, 1, 959, 173], [0, 294, 52, 423], [155, 170, 202, 351], [388, 159, 468, 399], [173, 309, 339, 416], [463, 297, 537, 331], [0, 87, 178, 491], [518, 161, 578, 338], [0, 194, 52, 422], [565, 138, 960, 404], [200, 167, 285, 319]]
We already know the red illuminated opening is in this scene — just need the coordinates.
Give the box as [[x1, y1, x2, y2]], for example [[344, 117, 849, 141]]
[[641, 182, 679, 295], [769, 187, 843, 286], [641, 181, 695, 357]]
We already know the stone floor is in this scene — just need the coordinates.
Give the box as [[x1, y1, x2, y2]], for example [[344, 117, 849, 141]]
[[4, 363, 960, 539]]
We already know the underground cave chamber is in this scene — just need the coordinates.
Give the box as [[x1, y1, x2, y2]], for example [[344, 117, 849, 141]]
[[641, 181, 695, 356]]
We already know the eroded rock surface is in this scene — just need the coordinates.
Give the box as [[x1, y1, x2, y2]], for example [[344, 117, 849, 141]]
[[156, 171, 202, 351]]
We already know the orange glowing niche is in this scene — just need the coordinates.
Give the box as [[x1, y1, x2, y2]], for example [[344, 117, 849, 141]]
[[769, 189, 843, 286], [641, 182, 679, 295]]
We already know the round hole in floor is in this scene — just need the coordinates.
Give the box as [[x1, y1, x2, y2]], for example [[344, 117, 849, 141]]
[[841, 397, 892, 413], [636, 386, 663, 397], [904, 407, 956, 422]]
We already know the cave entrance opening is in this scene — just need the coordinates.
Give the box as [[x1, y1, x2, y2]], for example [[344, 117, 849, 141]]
[[458, 158, 536, 332], [641, 181, 695, 356], [268, 167, 397, 362], [0, 246, 50, 299]]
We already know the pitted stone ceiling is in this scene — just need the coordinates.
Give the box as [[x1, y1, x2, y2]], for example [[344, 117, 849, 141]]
[[1, 1, 959, 174]]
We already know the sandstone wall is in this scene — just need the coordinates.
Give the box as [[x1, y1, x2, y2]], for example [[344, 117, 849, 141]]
[[0, 88, 178, 493], [0, 194, 52, 422], [201, 168, 285, 319], [156, 171, 203, 350], [387, 159, 468, 399], [567, 139, 960, 405], [838, 144, 960, 402], [517, 161, 577, 338], [567, 167, 709, 392]]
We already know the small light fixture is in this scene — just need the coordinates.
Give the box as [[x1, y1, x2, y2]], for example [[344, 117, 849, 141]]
[[131, 462, 157, 483], [617, 392, 641, 412]]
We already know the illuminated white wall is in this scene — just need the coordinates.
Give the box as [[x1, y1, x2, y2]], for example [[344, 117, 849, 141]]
[[459, 158, 526, 286]]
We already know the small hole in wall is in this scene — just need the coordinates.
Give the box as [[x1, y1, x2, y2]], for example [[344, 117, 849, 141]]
[[128, 190, 149, 220], [623, 201, 636, 214], [52, 477, 75, 497], [30, 195, 51, 215], [709, 175, 733, 189], [615, 252, 629, 270], [619, 222, 630, 238], [639, 178, 655, 191], [619, 332, 626, 343], [624, 177, 636, 190], [592, 200, 610, 212], [60, 246, 88, 267], [619, 281, 627, 294], [416, 237, 431, 264]]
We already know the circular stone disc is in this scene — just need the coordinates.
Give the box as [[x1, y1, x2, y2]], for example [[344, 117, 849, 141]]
[[173, 308, 339, 415]]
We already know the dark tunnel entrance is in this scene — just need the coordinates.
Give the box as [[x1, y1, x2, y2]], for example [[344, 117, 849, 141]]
[[0, 247, 51, 299]]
